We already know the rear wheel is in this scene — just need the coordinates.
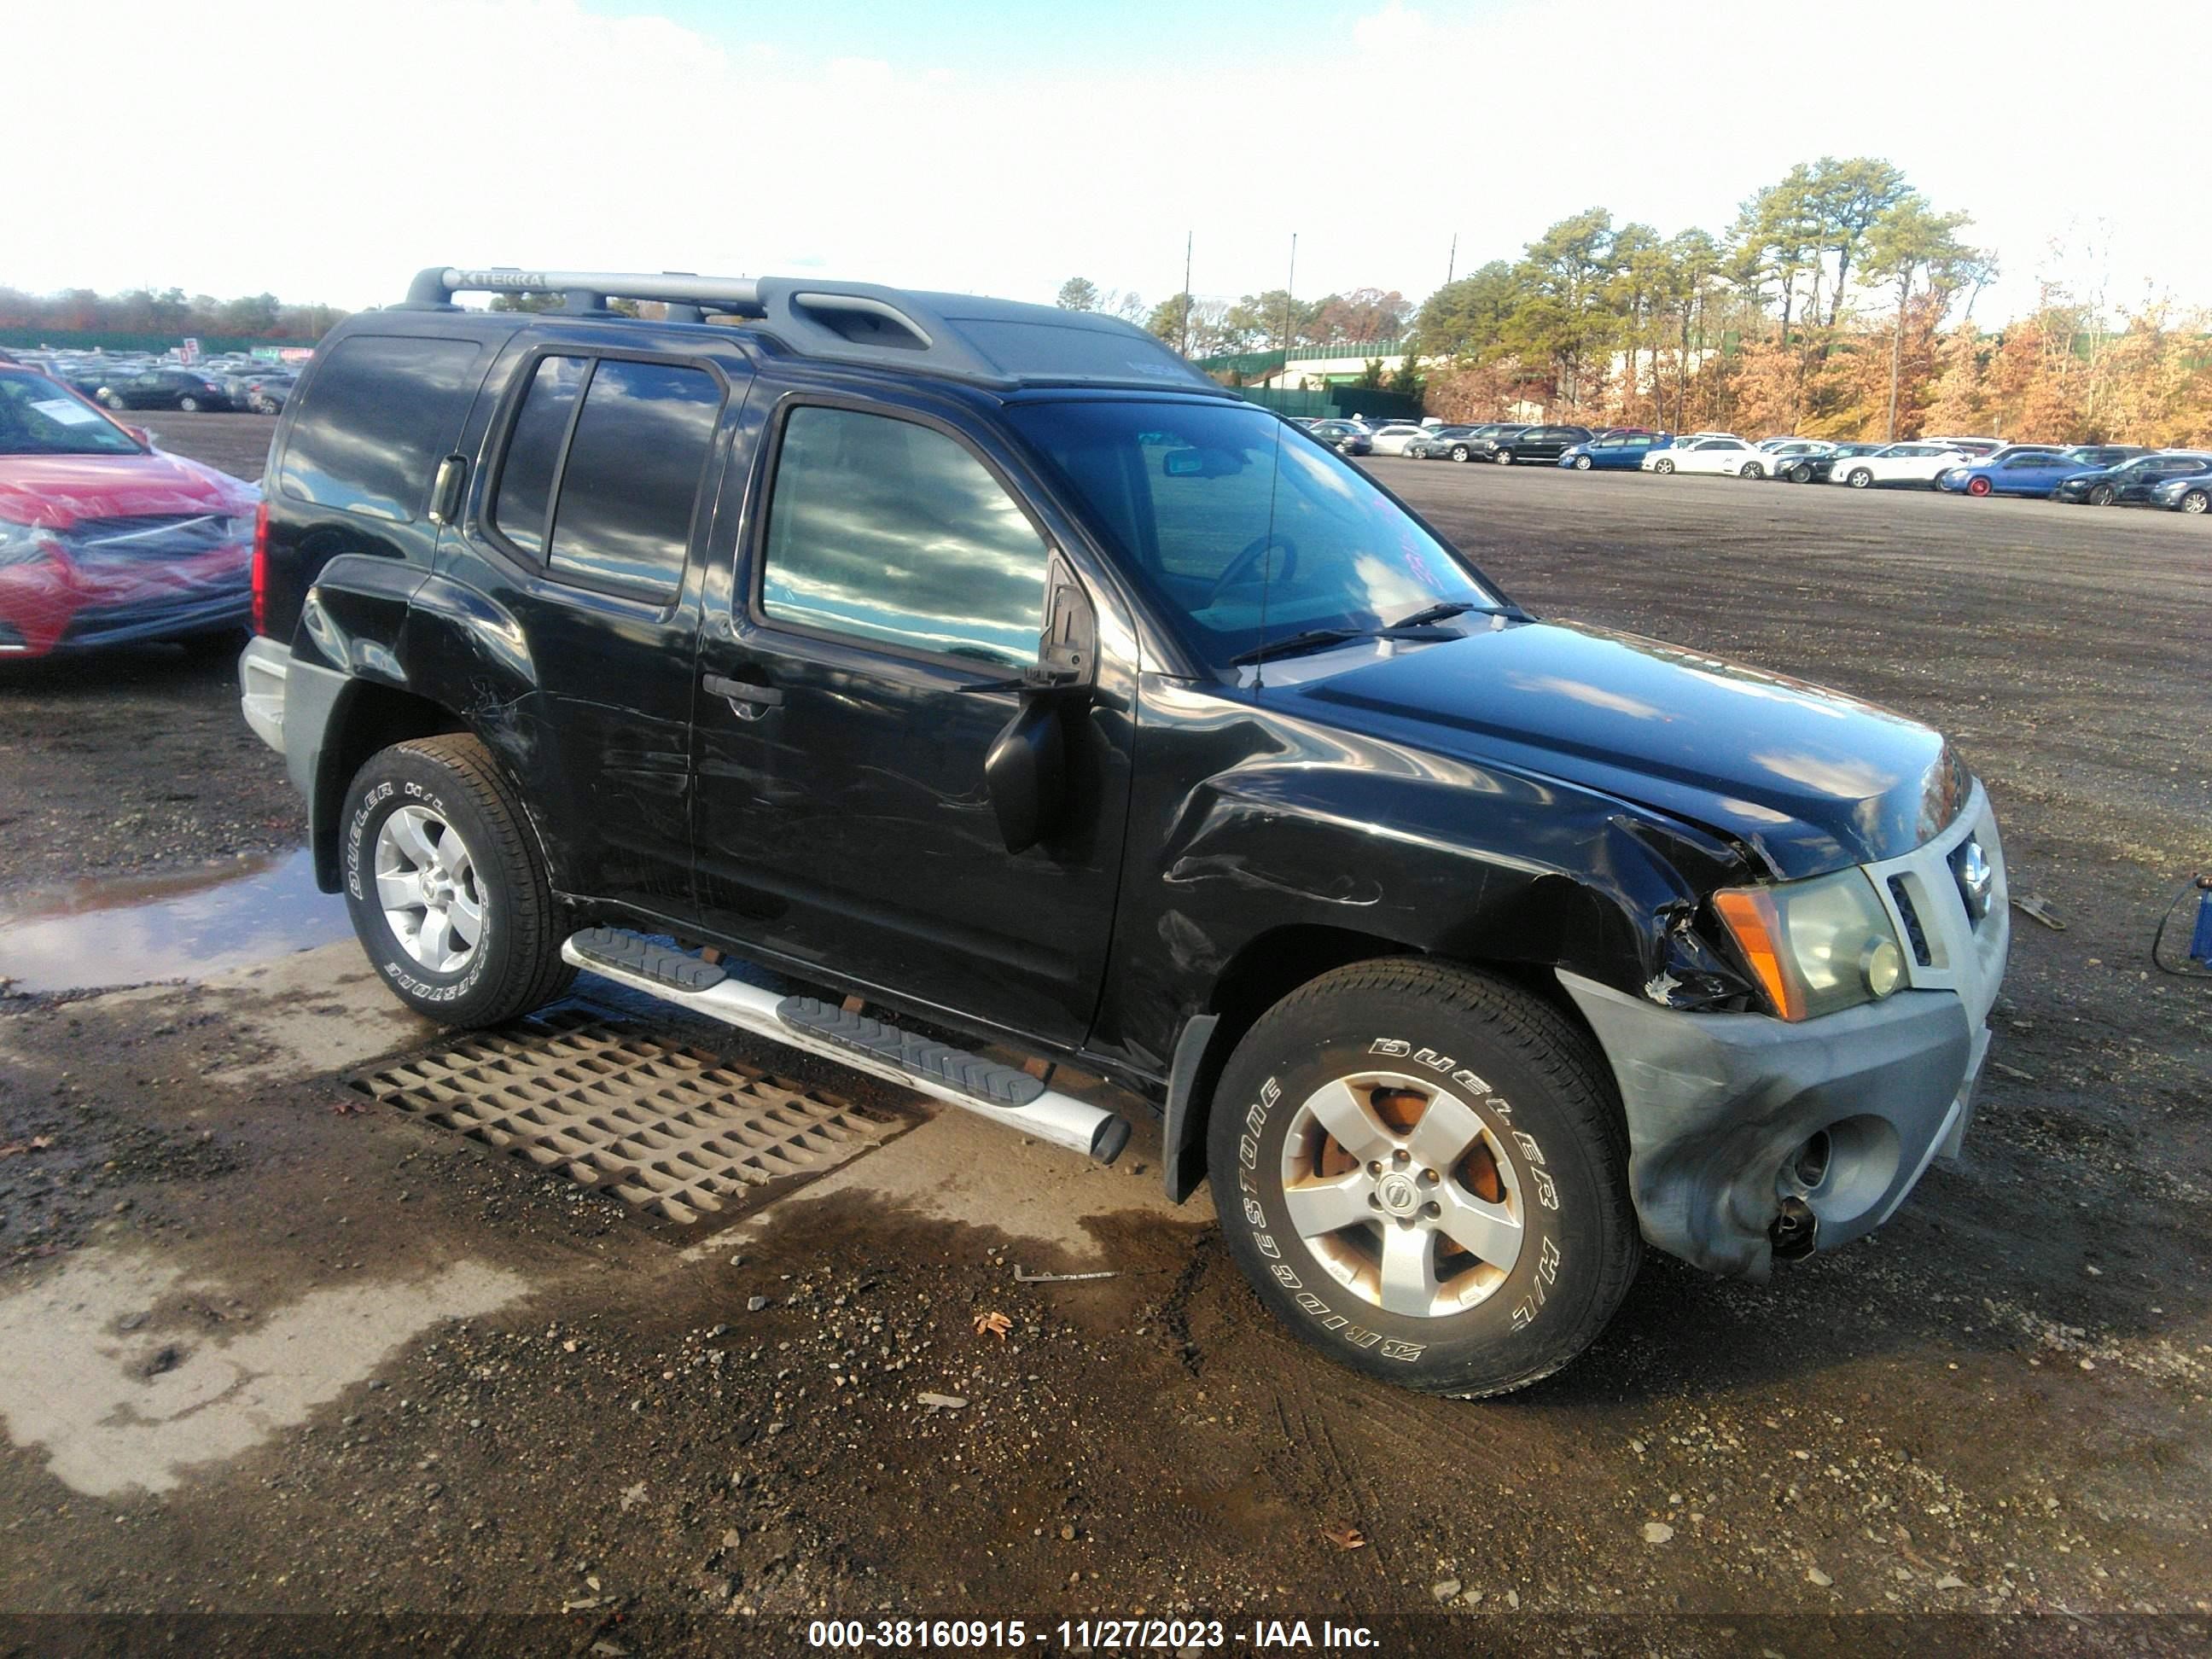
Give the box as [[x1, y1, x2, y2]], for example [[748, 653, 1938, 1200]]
[[178, 396, 201, 413], [2183, 490, 2209, 515], [340, 734, 574, 1028], [1207, 959, 1639, 1396], [99, 390, 125, 410], [1740, 460, 1765, 480]]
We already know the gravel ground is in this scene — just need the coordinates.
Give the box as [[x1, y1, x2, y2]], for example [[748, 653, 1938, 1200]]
[[0, 418, 2207, 1653]]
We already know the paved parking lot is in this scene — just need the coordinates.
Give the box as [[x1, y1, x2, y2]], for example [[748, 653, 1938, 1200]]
[[1, 421, 2208, 1650]]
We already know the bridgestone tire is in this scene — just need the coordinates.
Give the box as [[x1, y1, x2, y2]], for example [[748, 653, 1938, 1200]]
[[340, 734, 574, 1028], [1207, 959, 1639, 1397]]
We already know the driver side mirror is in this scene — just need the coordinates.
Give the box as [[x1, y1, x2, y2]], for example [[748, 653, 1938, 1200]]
[[983, 556, 1096, 854]]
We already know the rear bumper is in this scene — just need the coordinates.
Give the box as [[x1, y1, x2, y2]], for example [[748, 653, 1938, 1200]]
[[240, 632, 288, 753], [1561, 788, 2009, 1278]]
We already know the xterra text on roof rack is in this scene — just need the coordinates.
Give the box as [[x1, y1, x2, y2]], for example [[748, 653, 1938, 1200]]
[[237, 266, 2009, 1394]]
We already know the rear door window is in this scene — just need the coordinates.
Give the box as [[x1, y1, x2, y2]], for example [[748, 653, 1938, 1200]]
[[546, 360, 723, 599], [485, 355, 724, 599], [279, 335, 488, 522]]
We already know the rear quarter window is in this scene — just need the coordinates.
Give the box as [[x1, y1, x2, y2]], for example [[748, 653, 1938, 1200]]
[[278, 335, 487, 523]]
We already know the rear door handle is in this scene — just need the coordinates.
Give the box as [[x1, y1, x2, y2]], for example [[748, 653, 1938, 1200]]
[[702, 672, 783, 711]]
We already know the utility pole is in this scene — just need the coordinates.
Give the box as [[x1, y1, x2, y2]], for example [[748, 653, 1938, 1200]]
[[1281, 232, 1298, 356], [1446, 233, 1457, 288], [1180, 230, 1193, 358]]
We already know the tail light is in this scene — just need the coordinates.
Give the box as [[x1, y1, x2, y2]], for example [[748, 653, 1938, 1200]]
[[250, 499, 271, 635]]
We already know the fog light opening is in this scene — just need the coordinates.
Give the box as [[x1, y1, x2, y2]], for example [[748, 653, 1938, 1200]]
[[1788, 1130, 1834, 1194]]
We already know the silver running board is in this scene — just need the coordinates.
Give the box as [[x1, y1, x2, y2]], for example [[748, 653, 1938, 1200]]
[[559, 931, 1130, 1164]]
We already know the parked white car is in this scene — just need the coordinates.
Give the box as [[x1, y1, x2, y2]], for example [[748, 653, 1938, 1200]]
[[1366, 422, 1430, 456], [1825, 441, 1971, 489], [1643, 435, 1768, 477]]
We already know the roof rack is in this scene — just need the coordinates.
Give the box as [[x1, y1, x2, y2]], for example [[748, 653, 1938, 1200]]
[[399, 267, 1232, 398]]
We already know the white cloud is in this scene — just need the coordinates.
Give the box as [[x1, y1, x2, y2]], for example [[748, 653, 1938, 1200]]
[[5, 0, 2203, 323]]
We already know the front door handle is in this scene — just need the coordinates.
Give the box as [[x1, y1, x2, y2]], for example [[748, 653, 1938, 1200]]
[[702, 672, 783, 713]]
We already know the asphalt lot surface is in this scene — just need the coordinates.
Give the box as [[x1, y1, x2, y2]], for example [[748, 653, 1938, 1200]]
[[2, 418, 2209, 1652]]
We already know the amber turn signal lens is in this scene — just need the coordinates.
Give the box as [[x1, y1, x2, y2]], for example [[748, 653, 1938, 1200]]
[[1712, 887, 1805, 1022]]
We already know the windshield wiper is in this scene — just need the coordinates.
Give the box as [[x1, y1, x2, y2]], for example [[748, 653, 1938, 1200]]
[[1389, 599, 1478, 630], [1229, 628, 1365, 666], [1229, 619, 1471, 667]]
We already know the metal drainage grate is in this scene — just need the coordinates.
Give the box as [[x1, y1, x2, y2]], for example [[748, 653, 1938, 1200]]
[[346, 1010, 900, 1225]]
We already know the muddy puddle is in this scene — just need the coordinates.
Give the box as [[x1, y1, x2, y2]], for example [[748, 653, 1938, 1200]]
[[0, 847, 347, 993]]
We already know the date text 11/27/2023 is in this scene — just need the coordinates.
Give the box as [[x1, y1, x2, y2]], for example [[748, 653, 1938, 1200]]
[[805, 1616, 1382, 1650]]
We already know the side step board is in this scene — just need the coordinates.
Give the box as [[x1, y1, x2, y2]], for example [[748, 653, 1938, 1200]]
[[561, 929, 1130, 1165]]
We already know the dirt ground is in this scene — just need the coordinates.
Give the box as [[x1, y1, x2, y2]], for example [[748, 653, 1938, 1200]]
[[2, 420, 2209, 1656]]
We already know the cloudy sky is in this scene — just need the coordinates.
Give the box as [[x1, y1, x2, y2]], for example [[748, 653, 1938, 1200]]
[[9, 0, 2199, 325]]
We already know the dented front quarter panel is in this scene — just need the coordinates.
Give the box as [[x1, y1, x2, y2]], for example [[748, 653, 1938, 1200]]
[[1087, 672, 1761, 1078]]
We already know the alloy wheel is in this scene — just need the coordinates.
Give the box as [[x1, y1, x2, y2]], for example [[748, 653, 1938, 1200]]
[[374, 805, 486, 974], [1278, 1069, 1525, 1318]]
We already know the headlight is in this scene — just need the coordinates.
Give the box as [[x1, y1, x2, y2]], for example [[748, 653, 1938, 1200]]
[[1712, 869, 1906, 1020]]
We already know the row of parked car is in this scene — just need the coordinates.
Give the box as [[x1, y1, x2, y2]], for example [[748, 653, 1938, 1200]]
[[0, 347, 301, 415], [1295, 416, 2212, 515]]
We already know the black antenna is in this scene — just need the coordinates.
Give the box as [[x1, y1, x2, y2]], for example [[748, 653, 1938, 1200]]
[[1180, 230, 1194, 358]]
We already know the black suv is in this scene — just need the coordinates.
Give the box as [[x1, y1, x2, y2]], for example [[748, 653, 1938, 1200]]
[[1493, 423, 1593, 465], [96, 367, 234, 412], [238, 266, 2009, 1395]]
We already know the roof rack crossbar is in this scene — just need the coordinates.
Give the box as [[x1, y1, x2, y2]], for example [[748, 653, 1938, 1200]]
[[403, 267, 766, 316], [393, 265, 1236, 399]]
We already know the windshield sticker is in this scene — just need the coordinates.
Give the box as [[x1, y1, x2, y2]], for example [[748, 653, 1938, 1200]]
[[31, 399, 104, 427]]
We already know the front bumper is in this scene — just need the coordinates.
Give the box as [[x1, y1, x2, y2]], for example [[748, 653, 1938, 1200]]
[[1561, 787, 2009, 1278]]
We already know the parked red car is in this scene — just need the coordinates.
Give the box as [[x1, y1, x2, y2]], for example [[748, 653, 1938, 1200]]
[[0, 367, 258, 657]]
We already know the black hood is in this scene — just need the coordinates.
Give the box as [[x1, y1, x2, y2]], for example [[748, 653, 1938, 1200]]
[[1284, 617, 1965, 878]]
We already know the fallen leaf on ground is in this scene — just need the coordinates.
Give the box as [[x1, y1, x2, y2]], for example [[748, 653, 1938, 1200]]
[[973, 1310, 1013, 1341], [0, 1137, 53, 1158], [1321, 1525, 1366, 1551], [329, 1098, 370, 1115]]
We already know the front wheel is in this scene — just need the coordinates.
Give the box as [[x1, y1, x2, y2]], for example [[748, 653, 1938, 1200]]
[[178, 396, 201, 413], [1847, 469, 1873, 488], [1450, 445, 1470, 463], [1652, 457, 1674, 474], [2183, 490, 2209, 515], [1967, 476, 1993, 497], [99, 390, 125, 409], [2087, 484, 2116, 506], [340, 733, 575, 1027], [1494, 451, 1512, 466], [1573, 454, 1593, 471], [1207, 959, 1639, 1396]]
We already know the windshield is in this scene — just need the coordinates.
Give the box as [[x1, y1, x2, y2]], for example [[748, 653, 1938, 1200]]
[[0, 373, 143, 457], [1007, 399, 1498, 669]]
